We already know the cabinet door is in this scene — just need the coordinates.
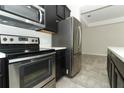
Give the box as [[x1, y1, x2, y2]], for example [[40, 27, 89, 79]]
[[107, 55, 117, 88], [107, 56, 112, 87], [114, 68, 124, 88], [0, 59, 9, 88], [107, 55, 110, 77], [55, 50, 66, 81], [44, 5, 57, 33], [64, 6, 71, 18], [109, 60, 112, 87], [0, 75, 3, 88], [111, 62, 116, 88], [56, 5, 65, 19], [0, 75, 7, 88]]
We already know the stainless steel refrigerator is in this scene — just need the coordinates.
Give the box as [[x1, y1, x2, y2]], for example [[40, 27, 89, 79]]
[[52, 17, 82, 77]]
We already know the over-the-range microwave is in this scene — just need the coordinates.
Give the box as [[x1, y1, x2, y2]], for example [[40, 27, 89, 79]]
[[0, 5, 45, 30]]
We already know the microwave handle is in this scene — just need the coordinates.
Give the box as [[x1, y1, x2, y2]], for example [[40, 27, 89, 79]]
[[39, 10, 42, 23], [32, 5, 44, 23]]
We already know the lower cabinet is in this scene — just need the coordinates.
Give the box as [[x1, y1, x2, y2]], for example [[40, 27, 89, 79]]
[[107, 56, 112, 86], [114, 68, 124, 88], [0, 58, 9, 88], [107, 50, 124, 88], [55, 49, 66, 81], [0, 75, 8, 88], [0, 75, 2, 87], [111, 62, 116, 88]]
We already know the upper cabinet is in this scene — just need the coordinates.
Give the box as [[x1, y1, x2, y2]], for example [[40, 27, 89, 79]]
[[64, 6, 71, 19], [43, 5, 57, 33], [56, 5, 65, 20], [81, 5, 124, 27], [43, 5, 71, 33]]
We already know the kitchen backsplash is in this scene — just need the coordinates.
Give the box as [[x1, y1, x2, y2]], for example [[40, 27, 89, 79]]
[[0, 24, 52, 47]]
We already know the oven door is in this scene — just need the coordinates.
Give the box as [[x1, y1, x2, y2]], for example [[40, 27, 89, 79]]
[[9, 53, 55, 88]]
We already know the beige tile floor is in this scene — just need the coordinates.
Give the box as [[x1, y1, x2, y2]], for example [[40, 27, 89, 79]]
[[56, 54, 110, 88]]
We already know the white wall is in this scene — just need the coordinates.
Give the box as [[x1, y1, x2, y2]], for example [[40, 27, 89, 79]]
[[67, 5, 82, 20], [0, 24, 52, 47], [80, 5, 108, 14], [81, 19, 124, 56]]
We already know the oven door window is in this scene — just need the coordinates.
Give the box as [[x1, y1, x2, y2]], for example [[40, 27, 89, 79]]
[[19, 57, 53, 88]]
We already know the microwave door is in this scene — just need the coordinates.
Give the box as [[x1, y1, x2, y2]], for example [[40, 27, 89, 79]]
[[1, 5, 40, 22], [0, 5, 45, 30]]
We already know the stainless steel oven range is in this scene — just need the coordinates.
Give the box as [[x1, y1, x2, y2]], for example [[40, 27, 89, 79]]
[[0, 34, 56, 88]]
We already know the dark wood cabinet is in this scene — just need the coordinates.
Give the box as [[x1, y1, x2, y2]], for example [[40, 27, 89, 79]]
[[55, 49, 66, 81], [0, 75, 2, 87], [44, 5, 57, 33], [107, 50, 124, 88], [42, 5, 71, 33], [0, 58, 9, 88], [114, 68, 124, 88], [107, 56, 112, 87], [56, 5, 65, 20], [107, 55, 115, 87], [64, 6, 71, 19], [111, 62, 116, 88]]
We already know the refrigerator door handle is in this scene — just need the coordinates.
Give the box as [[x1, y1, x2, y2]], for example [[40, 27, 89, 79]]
[[78, 26, 82, 49]]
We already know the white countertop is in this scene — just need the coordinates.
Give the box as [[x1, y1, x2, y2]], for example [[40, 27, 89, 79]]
[[40, 47, 67, 50], [0, 52, 6, 58], [108, 47, 124, 62]]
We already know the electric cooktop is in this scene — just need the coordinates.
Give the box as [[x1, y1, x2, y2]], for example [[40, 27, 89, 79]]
[[3, 48, 55, 59]]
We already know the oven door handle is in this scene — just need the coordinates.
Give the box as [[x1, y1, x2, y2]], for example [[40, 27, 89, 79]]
[[18, 56, 52, 68], [9, 52, 56, 64]]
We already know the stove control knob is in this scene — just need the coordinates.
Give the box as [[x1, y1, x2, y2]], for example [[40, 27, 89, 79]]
[[3, 37, 7, 41], [32, 39, 34, 42], [35, 40, 38, 42], [10, 38, 14, 42]]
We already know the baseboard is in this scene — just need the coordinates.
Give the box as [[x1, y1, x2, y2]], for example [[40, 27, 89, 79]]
[[81, 53, 107, 57]]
